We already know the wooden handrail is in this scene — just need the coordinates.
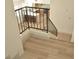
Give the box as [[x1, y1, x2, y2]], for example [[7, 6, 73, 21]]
[[15, 6, 49, 12]]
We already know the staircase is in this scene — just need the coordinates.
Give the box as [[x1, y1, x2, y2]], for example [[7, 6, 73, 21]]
[[15, 6, 73, 59]]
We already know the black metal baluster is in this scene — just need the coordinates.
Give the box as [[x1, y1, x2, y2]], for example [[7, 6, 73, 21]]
[[18, 10, 23, 33], [32, 8, 35, 28], [22, 8, 26, 30], [39, 8, 41, 29], [31, 8, 33, 28], [46, 9, 48, 33], [36, 8, 38, 29], [26, 8, 28, 28], [31, 8, 33, 27], [29, 8, 32, 27], [20, 9, 24, 32], [15, 11, 20, 33], [25, 7, 29, 29], [21, 9, 25, 31], [23, 8, 26, 30], [43, 9, 44, 30]]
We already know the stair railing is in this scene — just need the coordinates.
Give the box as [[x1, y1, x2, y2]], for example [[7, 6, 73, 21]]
[[15, 6, 57, 36]]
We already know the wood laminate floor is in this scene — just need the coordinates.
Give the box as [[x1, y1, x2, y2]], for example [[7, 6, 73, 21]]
[[20, 37, 74, 59]]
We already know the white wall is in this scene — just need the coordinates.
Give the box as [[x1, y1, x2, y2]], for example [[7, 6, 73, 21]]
[[5, 0, 23, 58], [50, 0, 74, 34], [35, 0, 50, 4], [13, 0, 50, 9], [13, 0, 24, 6], [13, 0, 25, 9], [24, 0, 50, 6]]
